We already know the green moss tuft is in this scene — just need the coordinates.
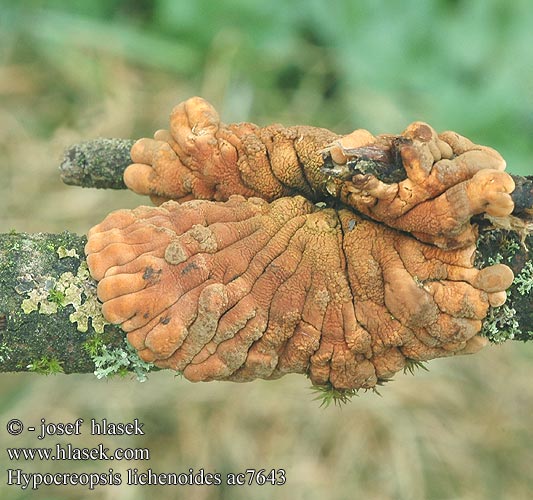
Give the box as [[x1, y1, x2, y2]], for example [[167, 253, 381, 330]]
[[47, 288, 66, 308], [403, 358, 429, 376], [27, 356, 64, 375], [83, 331, 106, 358], [310, 383, 359, 408]]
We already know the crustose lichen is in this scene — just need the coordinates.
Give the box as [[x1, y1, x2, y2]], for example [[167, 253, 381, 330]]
[[17, 249, 109, 334]]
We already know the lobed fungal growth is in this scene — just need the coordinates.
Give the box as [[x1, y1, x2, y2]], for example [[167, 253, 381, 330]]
[[86, 97, 516, 391]]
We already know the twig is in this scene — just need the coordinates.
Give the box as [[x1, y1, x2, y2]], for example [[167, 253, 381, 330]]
[[59, 138, 134, 190]]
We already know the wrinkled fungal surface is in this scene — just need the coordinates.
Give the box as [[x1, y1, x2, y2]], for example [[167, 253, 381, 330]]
[[86, 97, 516, 390]]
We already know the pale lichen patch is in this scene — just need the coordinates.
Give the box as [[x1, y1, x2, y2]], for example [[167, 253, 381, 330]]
[[515, 261, 533, 296], [21, 288, 53, 314], [17, 260, 109, 334], [92, 339, 154, 382], [481, 303, 520, 343], [57, 246, 80, 259]]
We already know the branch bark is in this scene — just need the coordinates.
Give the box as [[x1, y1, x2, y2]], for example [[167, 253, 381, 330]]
[[60, 138, 533, 214], [0, 138, 530, 376], [60, 138, 134, 189], [0, 224, 531, 375], [0, 231, 145, 375]]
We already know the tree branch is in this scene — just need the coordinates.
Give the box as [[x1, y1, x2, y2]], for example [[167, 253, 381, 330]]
[[60, 138, 134, 189], [0, 138, 529, 376], [60, 138, 533, 215], [0, 222, 531, 375], [59, 137, 532, 342]]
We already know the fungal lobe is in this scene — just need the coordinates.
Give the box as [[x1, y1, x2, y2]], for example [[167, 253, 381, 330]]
[[86, 97, 516, 391]]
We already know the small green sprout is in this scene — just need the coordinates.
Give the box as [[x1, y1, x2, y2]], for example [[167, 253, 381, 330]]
[[372, 377, 394, 396], [47, 288, 66, 308], [403, 358, 429, 376], [83, 331, 106, 358], [27, 356, 64, 375], [311, 382, 359, 408]]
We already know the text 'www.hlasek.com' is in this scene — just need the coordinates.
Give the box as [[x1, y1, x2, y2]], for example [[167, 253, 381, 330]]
[[4, 417, 286, 490]]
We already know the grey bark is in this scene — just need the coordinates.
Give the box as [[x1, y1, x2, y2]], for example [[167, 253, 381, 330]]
[[60, 138, 135, 189]]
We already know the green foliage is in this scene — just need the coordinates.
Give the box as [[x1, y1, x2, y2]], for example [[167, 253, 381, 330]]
[[27, 356, 64, 375], [311, 383, 359, 408], [404, 358, 430, 376], [92, 339, 154, 382], [0, 0, 531, 175]]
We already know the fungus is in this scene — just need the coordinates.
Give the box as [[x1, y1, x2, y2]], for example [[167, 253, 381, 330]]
[[86, 97, 516, 391], [123, 97, 515, 249]]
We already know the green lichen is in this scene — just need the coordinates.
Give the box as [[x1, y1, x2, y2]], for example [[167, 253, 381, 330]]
[[57, 246, 79, 259], [27, 356, 64, 375], [503, 239, 521, 262], [481, 304, 520, 343], [515, 261, 533, 296], [475, 228, 531, 343], [21, 288, 50, 314], [475, 228, 521, 267], [92, 339, 153, 382], [18, 261, 109, 334]]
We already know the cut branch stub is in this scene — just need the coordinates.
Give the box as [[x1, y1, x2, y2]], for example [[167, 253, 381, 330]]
[[60, 138, 135, 189]]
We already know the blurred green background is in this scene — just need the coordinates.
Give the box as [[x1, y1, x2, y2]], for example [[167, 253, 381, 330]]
[[1, 1, 532, 499]]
